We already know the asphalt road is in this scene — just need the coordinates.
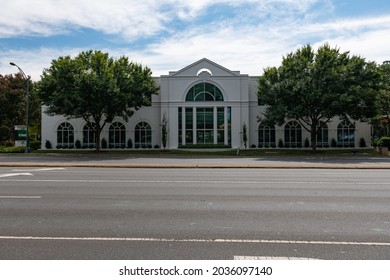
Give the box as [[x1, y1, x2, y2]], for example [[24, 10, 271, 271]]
[[1, 167, 390, 259], [1, 153, 390, 168]]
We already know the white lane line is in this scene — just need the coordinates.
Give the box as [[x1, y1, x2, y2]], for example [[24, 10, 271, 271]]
[[0, 236, 389, 247], [234, 256, 319, 260], [0, 196, 42, 199], [0, 173, 33, 178], [12, 168, 66, 172], [0, 179, 389, 185]]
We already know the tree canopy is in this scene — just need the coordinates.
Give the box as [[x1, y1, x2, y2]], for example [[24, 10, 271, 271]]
[[0, 74, 39, 145], [373, 61, 390, 137], [37, 50, 159, 150], [258, 43, 381, 150]]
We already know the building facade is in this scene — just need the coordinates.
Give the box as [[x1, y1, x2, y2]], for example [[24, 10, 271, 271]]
[[41, 58, 371, 149]]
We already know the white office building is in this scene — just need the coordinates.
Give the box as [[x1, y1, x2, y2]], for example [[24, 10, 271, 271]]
[[41, 58, 371, 149]]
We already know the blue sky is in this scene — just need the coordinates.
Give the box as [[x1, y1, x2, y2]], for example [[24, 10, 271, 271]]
[[1, 0, 390, 80]]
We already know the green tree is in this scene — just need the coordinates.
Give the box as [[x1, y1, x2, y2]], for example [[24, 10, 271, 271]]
[[258, 43, 380, 151], [242, 123, 247, 148], [28, 85, 42, 142], [161, 113, 168, 149], [37, 50, 159, 151], [0, 74, 39, 145], [373, 61, 390, 137]]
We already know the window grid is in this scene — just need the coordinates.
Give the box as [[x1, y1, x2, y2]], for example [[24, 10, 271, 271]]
[[196, 108, 214, 144], [284, 121, 302, 147], [337, 120, 355, 147], [316, 122, 329, 147], [135, 122, 152, 148], [258, 123, 276, 148], [109, 122, 126, 148], [186, 82, 224, 102], [57, 122, 74, 147], [83, 123, 96, 148]]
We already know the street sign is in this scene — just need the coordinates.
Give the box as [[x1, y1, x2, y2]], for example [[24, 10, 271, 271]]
[[15, 129, 27, 141]]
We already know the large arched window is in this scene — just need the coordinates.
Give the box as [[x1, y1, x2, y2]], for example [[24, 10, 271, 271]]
[[135, 122, 152, 148], [186, 82, 224, 102], [109, 122, 126, 148], [284, 121, 302, 148], [337, 120, 355, 147], [179, 82, 230, 147], [258, 123, 276, 148], [83, 123, 96, 148], [57, 122, 74, 148]]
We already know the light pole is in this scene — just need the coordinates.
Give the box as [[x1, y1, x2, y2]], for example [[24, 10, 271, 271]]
[[10, 62, 30, 153]]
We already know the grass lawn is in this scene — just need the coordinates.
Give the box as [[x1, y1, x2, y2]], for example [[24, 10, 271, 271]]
[[19, 148, 382, 158]]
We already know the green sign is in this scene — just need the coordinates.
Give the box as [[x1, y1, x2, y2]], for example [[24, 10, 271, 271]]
[[15, 130, 27, 141]]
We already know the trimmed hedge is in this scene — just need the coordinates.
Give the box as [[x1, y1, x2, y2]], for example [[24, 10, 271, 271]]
[[179, 144, 231, 149], [0, 146, 25, 153]]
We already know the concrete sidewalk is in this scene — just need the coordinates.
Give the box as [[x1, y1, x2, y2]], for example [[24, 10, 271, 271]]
[[1, 155, 390, 169]]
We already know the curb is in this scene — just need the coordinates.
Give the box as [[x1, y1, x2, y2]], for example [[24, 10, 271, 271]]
[[1, 162, 390, 169]]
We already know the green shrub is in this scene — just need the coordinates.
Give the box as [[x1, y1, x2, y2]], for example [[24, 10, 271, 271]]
[[278, 139, 284, 148], [179, 144, 231, 149], [331, 138, 337, 148], [304, 138, 310, 148], [75, 140, 81, 149], [101, 138, 107, 149], [359, 138, 367, 148], [45, 140, 52, 149], [379, 137, 390, 148], [29, 141, 41, 150], [5, 141, 13, 147], [0, 146, 25, 153]]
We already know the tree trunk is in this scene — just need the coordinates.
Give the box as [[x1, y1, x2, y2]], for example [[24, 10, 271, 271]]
[[8, 125, 15, 144], [95, 125, 102, 152], [387, 115, 390, 136]]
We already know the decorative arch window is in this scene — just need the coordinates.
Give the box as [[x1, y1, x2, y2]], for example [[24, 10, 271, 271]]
[[284, 121, 302, 148], [83, 123, 96, 148], [109, 122, 126, 148], [57, 122, 74, 148], [135, 122, 152, 148], [258, 123, 276, 148], [185, 82, 224, 102], [337, 120, 355, 147], [317, 122, 329, 147]]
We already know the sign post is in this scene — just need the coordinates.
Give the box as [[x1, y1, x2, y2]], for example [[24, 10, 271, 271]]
[[14, 125, 27, 147]]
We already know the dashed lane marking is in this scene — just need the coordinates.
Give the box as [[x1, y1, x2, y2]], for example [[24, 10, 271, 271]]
[[0, 196, 42, 199], [0, 179, 390, 185], [11, 168, 66, 172], [0, 173, 33, 178]]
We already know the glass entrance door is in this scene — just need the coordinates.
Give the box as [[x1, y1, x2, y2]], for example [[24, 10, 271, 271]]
[[196, 108, 214, 144], [178, 106, 231, 147]]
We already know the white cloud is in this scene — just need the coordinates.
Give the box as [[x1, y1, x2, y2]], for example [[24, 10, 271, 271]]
[[1, 0, 389, 81], [0, 0, 169, 39], [2, 48, 82, 81], [0, 0, 323, 39], [131, 2, 390, 75], [315, 28, 390, 64]]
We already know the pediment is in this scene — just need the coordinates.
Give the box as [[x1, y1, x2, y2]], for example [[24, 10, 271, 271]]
[[169, 58, 240, 77]]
